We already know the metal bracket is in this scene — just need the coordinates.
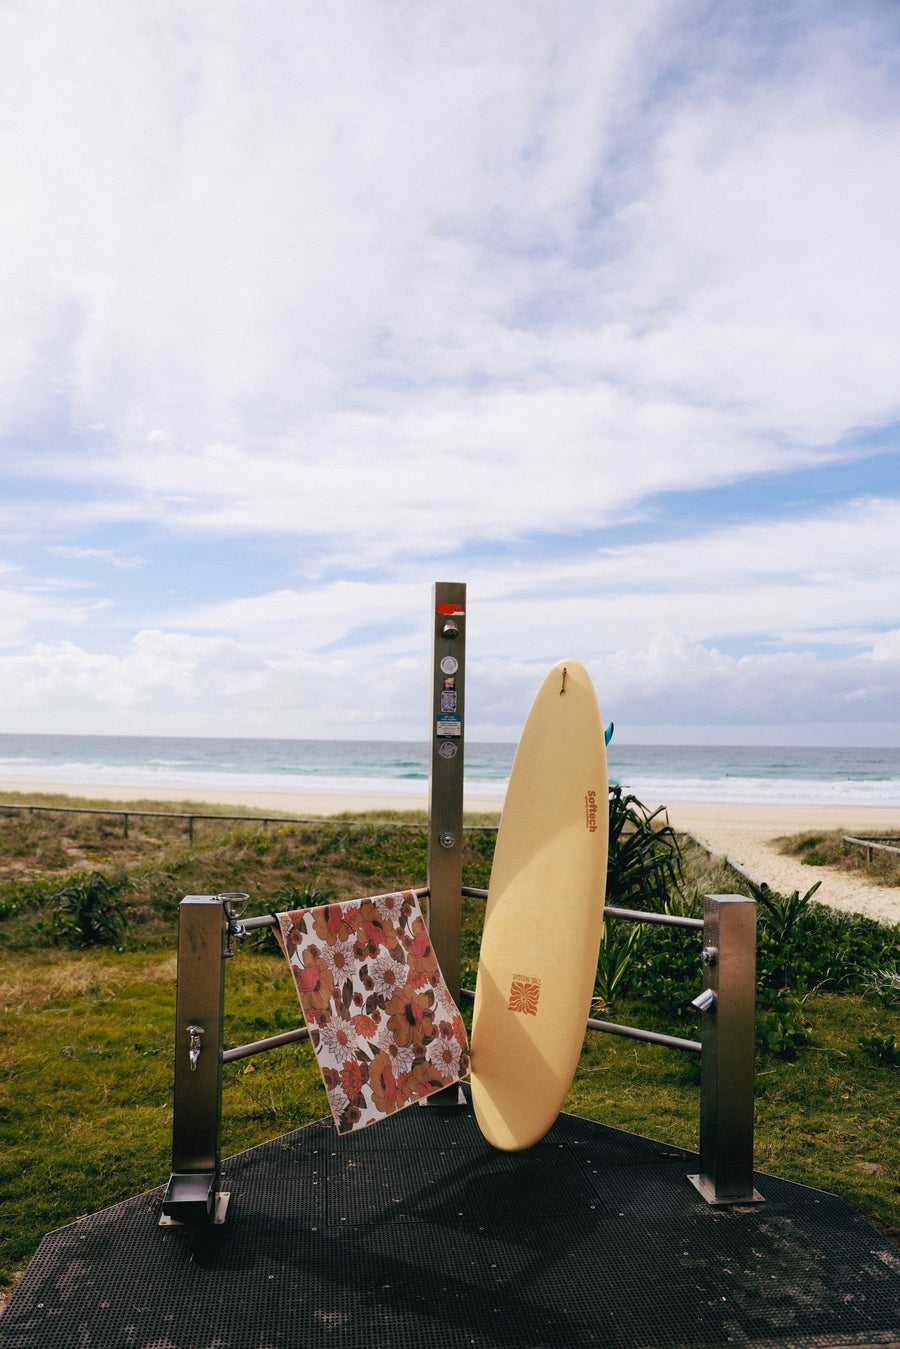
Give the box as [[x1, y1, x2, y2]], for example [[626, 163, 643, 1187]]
[[160, 1171, 230, 1226]]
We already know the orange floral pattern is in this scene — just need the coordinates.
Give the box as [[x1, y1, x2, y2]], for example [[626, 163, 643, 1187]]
[[508, 974, 541, 1016], [277, 890, 469, 1134]]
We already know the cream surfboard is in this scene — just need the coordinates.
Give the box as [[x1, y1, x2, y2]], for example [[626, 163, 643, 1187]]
[[470, 659, 609, 1151]]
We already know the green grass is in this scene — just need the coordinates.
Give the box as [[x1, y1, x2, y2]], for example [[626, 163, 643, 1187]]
[[0, 795, 898, 1294]]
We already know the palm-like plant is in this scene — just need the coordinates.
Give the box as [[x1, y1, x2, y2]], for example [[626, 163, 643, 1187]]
[[605, 785, 683, 911]]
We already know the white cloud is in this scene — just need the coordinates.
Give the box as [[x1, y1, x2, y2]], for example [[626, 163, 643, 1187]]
[[46, 545, 144, 570], [3, 2, 898, 570], [1, 4, 899, 743]]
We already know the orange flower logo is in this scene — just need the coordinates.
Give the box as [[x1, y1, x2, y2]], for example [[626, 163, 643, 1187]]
[[508, 974, 541, 1016]]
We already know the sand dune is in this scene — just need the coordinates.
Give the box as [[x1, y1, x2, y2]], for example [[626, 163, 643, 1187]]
[[2, 781, 897, 926]]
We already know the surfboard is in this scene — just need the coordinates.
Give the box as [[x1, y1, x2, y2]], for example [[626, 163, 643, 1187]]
[[470, 659, 609, 1151]]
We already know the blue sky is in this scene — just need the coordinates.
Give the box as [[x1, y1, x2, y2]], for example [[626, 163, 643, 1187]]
[[1, 0, 899, 744]]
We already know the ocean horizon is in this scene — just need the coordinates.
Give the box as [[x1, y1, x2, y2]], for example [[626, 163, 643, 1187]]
[[0, 733, 899, 808]]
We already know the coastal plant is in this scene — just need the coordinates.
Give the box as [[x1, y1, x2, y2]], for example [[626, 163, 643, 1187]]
[[249, 884, 336, 955], [754, 886, 899, 997], [780, 829, 900, 887], [753, 881, 820, 988], [593, 917, 644, 1012], [626, 892, 705, 1017], [861, 965, 900, 1006], [755, 992, 813, 1059], [858, 1033, 900, 1069], [50, 871, 129, 948], [605, 785, 683, 912]]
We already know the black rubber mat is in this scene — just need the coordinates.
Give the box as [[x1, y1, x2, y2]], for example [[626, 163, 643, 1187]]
[[2, 1091, 898, 1348]]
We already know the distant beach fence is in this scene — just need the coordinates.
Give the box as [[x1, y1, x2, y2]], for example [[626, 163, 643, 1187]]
[[0, 801, 499, 841], [682, 831, 768, 893], [843, 834, 900, 863]]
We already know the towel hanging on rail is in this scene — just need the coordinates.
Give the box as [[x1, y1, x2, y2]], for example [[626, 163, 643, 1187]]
[[277, 890, 469, 1135]]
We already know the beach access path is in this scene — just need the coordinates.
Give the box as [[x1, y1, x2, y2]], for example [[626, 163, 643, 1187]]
[[666, 804, 900, 927]]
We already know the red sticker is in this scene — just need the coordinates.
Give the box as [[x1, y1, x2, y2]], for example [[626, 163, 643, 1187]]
[[437, 603, 465, 615]]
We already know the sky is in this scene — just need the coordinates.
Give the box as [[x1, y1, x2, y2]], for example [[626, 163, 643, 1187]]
[[1, 0, 899, 746]]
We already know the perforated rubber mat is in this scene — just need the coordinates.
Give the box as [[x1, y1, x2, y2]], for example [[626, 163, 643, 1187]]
[[2, 1091, 898, 1348]]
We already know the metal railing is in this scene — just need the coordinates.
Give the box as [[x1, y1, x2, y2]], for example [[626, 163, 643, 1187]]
[[162, 884, 761, 1226], [462, 886, 761, 1205]]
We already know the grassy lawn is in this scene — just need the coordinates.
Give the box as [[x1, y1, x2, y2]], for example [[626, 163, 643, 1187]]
[[1, 796, 898, 1295]]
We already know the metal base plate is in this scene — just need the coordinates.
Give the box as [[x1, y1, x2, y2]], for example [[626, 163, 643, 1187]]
[[158, 1192, 230, 1227], [687, 1173, 766, 1206]]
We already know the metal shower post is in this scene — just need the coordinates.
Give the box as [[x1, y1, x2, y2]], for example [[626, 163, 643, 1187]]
[[689, 895, 764, 1205], [161, 896, 229, 1225], [427, 581, 466, 1004]]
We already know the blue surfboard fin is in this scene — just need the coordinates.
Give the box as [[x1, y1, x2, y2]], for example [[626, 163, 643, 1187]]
[[604, 721, 614, 746]]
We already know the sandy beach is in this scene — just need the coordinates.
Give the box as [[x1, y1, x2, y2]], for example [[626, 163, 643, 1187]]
[[2, 781, 898, 927]]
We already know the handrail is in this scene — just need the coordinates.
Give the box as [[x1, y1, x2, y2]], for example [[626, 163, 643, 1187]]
[[459, 989, 701, 1054], [843, 834, 900, 858], [223, 1026, 311, 1062], [461, 887, 703, 930], [236, 886, 430, 931]]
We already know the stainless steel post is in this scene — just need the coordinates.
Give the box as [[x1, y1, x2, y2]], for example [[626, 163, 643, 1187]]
[[689, 895, 764, 1205], [161, 896, 229, 1225], [427, 581, 466, 1003], [425, 582, 467, 1109]]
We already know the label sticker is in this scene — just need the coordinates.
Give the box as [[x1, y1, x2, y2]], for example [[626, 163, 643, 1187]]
[[443, 676, 456, 690], [509, 974, 541, 1016], [436, 715, 461, 737], [440, 690, 458, 713], [438, 741, 458, 759], [584, 789, 599, 833], [437, 603, 465, 616], [440, 656, 458, 675]]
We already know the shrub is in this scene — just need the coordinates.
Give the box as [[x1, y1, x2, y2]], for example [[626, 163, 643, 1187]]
[[753, 882, 899, 995], [858, 1033, 900, 1069], [248, 884, 336, 955], [51, 871, 129, 948]]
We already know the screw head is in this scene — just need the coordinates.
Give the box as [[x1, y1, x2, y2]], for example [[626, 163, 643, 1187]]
[[439, 832, 455, 849], [701, 946, 718, 967]]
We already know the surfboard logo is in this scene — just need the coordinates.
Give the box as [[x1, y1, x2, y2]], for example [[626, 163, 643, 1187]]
[[508, 974, 541, 1016], [584, 789, 599, 832]]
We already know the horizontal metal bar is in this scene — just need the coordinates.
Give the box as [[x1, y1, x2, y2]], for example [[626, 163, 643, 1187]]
[[586, 1017, 701, 1054], [460, 990, 699, 1054], [461, 888, 702, 930], [240, 913, 281, 931], [237, 886, 430, 931], [604, 904, 703, 930], [222, 1026, 311, 1062]]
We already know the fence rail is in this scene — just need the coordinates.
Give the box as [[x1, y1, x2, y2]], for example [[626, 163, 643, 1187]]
[[843, 834, 900, 861], [0, 800, 497, 840]]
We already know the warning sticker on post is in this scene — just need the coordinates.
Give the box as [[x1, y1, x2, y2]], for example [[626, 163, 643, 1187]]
[[437, 603, 465, 616], [436, 714, 462, 737]]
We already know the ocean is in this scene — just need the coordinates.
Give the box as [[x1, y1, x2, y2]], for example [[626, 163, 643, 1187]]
[[0, 734, 899, 808]]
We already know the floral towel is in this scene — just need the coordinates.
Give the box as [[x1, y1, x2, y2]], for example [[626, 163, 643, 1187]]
[[277, 890, 469, 1135]]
